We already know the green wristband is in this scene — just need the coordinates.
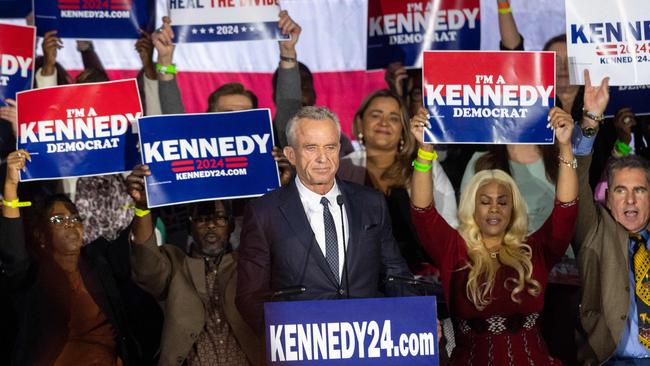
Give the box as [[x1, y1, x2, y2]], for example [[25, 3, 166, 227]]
[[412, 159, 432, 173], [156, 63, 177, 75], [614, 139, 632, 156]]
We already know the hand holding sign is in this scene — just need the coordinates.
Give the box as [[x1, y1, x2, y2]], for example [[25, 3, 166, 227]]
[[549, 107, 574, 148], [135, 33, 156, 80], [410, 107, 431, 148], [5, 150, 30, 188], [278, 10, 301, 59], [153, 17, 175, 68], [126, 164, 151, 209], [41, 30, 62, 77]]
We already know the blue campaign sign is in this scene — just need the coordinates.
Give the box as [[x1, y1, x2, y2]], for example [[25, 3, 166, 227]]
[[367, 0, 480, 70], [264, 297, 438, 365], [17, 79, 143, 181], [0, 0, 32, 18], [604, 85, 650, 118], [0, 23, 34, 107], [138, 109, 280, 208], [423, 51, 556, 144], [34, 0, 155, 39]]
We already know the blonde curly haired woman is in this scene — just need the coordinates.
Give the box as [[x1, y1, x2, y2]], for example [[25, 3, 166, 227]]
[[409, 106, 578, 365]]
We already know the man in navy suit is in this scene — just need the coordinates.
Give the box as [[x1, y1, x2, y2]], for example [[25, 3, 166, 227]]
[[236, 106, 415, 334]]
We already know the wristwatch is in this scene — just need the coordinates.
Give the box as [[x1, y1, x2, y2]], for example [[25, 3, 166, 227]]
[[583, 109, 605, 123], [581, 126, 599, 138]]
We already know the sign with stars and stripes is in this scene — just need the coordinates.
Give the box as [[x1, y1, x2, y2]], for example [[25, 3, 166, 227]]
[[169, 0, 289, 43], [137, 109, 280, 207]]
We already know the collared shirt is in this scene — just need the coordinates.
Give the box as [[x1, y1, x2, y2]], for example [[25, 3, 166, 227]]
[[614, 229, 650, 359], [295, 177, 349, 281], [185, 257, 249, 366]]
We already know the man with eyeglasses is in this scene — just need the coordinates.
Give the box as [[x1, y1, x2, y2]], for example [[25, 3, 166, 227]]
[[126, 164, 263, 366]]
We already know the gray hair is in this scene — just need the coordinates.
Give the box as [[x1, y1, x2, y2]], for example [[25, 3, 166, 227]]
[[607, 154, 650, 189], [285, 106, 341, 147]]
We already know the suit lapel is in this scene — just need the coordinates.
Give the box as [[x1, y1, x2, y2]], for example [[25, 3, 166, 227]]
[[187, 257, 208, 304], [279, 181, 338, 287]]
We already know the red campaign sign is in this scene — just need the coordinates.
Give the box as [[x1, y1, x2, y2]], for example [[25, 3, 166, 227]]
[[367, 0, 481, 69], [423, 51, 555, 94], [0, 23, 35, 104], [422, 51, 556, 144], [16, 79, 143, 180]]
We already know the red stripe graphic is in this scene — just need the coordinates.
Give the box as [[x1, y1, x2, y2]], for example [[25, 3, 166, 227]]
[[225, 163, 248, 168], [225, 157, 248, 162], [59, 5, 81, 9], [171, 160, 194, 166], [111, 6, 131, 9], [596, 51, 618, 56], [58, 0, 80, 3], [171, 166, 195, 173], [596, 44, 618, 49]]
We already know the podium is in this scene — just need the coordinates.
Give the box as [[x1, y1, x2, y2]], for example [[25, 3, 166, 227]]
[[264, 296, 439, 365]]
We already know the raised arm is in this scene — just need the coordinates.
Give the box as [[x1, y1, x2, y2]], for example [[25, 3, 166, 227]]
[[126, 164, 173, 300], [274, 11, 303, 148], [36, 30, 62, 88], [574, 70, 610, 251], [550, 107, 578, 203], [409, 107, 434, 208], [496, 0, 523, 50], [1, 150, 32, 283], [153, 17, 185, 115]]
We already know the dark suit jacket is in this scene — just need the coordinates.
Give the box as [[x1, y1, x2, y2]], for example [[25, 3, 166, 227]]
[[236, 179, 414, 334]]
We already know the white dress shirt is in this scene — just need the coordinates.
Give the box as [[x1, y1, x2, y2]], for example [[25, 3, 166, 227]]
[[295, 177, 349, 282]]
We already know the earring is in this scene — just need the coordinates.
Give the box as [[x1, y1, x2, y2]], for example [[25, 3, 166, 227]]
[[399, 138, 405, 152], [357, 132, 364, 145]]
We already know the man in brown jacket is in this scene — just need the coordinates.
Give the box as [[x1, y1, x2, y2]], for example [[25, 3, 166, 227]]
[[576, 151, 650, 364], [126, 165, 264, 366]]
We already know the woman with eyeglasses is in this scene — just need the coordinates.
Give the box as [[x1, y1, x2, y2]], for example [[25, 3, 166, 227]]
[[1, 149, 157, 365]]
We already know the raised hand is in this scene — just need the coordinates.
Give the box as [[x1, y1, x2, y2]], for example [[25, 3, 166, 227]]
[[135, 32, 156, 80], [582, 69, 610, 127], [41, 30, 63, 76], [272, 146, 294, 186], [152, 17, 175, 66], [278, 10, 301, 59], [4, 149, 30, 190], [409, 107, 431, 149], [0, 98, 17, 137], [126, 164, 151, 209], [549, 107, 574, 147], [384, 62, 408, 97]]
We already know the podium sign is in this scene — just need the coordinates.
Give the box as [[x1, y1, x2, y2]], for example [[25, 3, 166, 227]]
[[264, 297, 438, 365]]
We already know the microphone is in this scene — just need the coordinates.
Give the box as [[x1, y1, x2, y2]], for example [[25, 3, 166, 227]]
[[386, 275, 436, 296], [272, 286, 307, 299], [336, 195, 350, 299]]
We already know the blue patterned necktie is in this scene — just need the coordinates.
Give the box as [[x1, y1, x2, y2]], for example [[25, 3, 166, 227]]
[[321, 197, 339, 283]]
